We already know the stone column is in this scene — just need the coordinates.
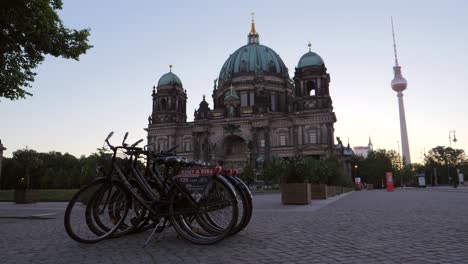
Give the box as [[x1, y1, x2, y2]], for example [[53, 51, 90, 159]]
[[192, 133, 200, 160], [199, 132, 209, 162], [298, 125, 304, 145], [321, 124, 327, 145], [264, 129, 271, 164], [293, 125, 298, 153], [251, 128, 258, 167]]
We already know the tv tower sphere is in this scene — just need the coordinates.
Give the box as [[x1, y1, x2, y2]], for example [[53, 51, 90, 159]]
[[391, 70, 407, 92]]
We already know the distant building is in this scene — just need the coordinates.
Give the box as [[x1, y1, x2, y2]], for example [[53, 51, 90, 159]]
[[353, 137, 373, 158], [146, 18, 337, 170]]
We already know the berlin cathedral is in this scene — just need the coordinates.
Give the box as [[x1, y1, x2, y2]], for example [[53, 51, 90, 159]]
[[146, 18, 337, 171]]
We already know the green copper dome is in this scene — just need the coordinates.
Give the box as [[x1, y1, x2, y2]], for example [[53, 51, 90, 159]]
[[157, 71, 183, 87], [297, 51, 324, 68], [219, 43, 289, 81]]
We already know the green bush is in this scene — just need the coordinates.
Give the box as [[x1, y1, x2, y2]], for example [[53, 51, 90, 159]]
[[283, 157, 308, 183], [263, 156, 285, 184], [240, 164, 255, 185], [262, 155, 343, 185]]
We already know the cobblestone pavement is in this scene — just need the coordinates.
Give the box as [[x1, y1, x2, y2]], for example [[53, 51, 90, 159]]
[[1, 189, 468, 264]]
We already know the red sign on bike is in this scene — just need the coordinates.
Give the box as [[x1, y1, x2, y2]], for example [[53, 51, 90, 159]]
[[176, 167, 215, 177]]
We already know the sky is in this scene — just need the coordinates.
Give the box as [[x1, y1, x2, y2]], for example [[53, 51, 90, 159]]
[[1, 0, 468, 163]]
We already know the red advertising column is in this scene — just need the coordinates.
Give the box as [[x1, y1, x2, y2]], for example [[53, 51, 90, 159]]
[[385, 172, 394, 192], [354, 177, 362, 191]]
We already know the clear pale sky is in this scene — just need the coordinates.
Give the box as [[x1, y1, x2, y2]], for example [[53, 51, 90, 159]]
[[1, 0, 467, 163]]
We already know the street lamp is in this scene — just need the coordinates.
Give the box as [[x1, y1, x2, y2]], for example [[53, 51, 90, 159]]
[[448, 130, 458, 186], [449, 130, 457, 148]]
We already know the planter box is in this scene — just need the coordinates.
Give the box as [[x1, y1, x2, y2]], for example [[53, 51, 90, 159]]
[[310, 184, 328, 199], [14, 189, 39, 204], [326, 185, 336, 197], [281, 183, 311, 205]]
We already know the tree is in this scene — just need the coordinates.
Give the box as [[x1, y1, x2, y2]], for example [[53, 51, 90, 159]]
[[12, 148, 42, 188], [359, 149, 398, 187], [263, 156, 285, 185], [240, 164, 255, 186], [0, 0, 92, 100], [425, 146, 466, 167], [424, 146, 466, 184]]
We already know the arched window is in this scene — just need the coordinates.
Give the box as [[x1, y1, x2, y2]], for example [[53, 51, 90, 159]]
[[158, 140, 167, 152], [279, 135, 287, 146], [160, 98, 167, 110], [308, 131, 318, 144], [184, 140, 191, 152], [307, 81, 316, 96], [270, 93, 277, 112]]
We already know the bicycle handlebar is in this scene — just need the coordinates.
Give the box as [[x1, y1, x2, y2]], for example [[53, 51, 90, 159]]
[[106, 131, 114, 141], [105, 131, 115, 149], [122, 132, 129, 146], [131, 139, 144, 148], [165, 145, 178, 153]]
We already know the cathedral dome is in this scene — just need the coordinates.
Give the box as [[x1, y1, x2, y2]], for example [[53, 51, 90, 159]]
[[157, 71, 182, 87], [218, 43, 289, 81], [297, 51, 324, 68], [218, 18, 289, 82]]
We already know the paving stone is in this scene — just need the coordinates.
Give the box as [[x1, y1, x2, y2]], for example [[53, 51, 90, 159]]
[[1, 190, 468, 263]]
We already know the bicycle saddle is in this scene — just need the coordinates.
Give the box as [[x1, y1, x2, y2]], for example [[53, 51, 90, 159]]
[[178, 157, 189, 166], [165, 156, 181, 164], [187, 160, 202, 166]]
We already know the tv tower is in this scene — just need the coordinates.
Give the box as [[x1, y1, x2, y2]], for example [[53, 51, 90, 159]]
[[391, 17, 411, 165]]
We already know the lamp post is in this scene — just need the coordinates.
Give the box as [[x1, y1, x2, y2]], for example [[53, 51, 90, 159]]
[[449, 130, 457, 148], [448, 130, 458, 186]]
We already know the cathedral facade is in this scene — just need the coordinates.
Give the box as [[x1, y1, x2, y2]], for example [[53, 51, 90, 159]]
[[146, 19, 337, 170]]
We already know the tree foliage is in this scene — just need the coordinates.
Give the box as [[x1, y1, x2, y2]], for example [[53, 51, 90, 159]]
[[240, 164, 255, 186], [354, 149, 401, 187], [0, 0, 92, 100], [425, 146, 466, 167], [423, 146, 466, 185], [12, 148, 42, 188], [0, 147, 110, 189], [263, 156, 284, 185], [263, 155, 342, 185]]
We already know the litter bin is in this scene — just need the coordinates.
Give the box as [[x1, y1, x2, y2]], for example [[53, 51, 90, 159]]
[[416, 174, 426, 188]]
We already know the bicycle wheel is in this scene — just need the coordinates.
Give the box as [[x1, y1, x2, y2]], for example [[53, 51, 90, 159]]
[[230, 175, 253, 233], [64, 179, 130, 243], [88, 183, 143, 238], [90, 179, 148, 238], [202, 175, 252, 235], [169, 176, 238, 244]]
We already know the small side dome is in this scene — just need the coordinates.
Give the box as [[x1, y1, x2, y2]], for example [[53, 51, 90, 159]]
[[297, 51, 324, 68], [157, 71, 183, 87]]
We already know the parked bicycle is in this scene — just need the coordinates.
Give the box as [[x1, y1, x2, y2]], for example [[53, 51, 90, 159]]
[[64, 132, 252, 246]]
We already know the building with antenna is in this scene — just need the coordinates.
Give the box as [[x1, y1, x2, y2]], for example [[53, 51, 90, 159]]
[[391, 18, 411, 165], [353, 137, 374, 158], [146, 16, 337, 170]]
